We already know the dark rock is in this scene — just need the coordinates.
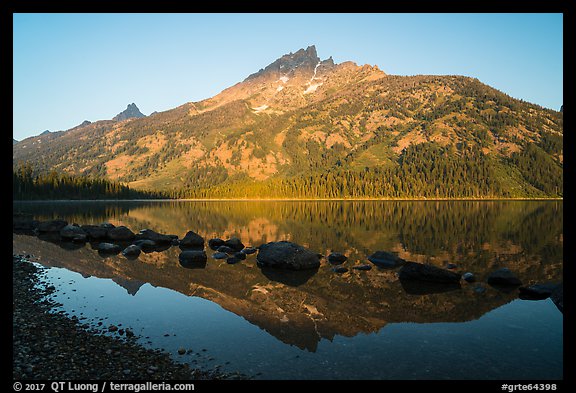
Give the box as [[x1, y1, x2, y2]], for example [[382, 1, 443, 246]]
[[256, 241, 320, 270], [224, 237, 244, 251], [107, 226, 135, 241], [208, 238, 225, 250], [518, 283, 559, 300], [446, 263, 457, 269], [473, 285, 486, 294], [178, 250, 207, 269], [352, 264, 372, 271], [135, 229, 174, 244], [241, 247, 257, 255], [212, 252, 228, 259], [122, 245, 141, 258], [37, 219, 68, 233], [368, 251, 406, 268], [97, 243, 122, 254], [226, 257, 241, 265], [327, 252, 347, 264], [108, 325, 118, 332], [487, 268, 522, 286], [216, 245, 236, 254], [125, 329, 134, 338], [171, 238, 180, 246], [233, 252, 246, 260], [13, 217, 39, 231], [133, 239, 158, 251], [177, 348, 186, 355], [550, 283, 563, 313], [72, 234, 88, 243], [332, 266, 348, 274], [81, 225, 109, 239], [179, 231, 204, 249], [462, 272, 476, 282], [99, 223, 116, 229], [60, 224, 87, 240], [398, 261, 461, 283]]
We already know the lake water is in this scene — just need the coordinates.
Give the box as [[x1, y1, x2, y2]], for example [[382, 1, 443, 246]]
[[12, 200, 563, 380]]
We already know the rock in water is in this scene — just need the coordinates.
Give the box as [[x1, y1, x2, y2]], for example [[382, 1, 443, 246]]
[[107, 226, 135, 241], [59, 224, 86, 240], [216, 245, 236, 254], [241, 247, 258, 255], [327, 252, 347, 264], [233, 252, 246, 260], [122, 245, 141, 258], [97, 243, 122, 254], [135, 229, 174, 244], [398, 261, 461, 283], [212, 252, 228, 259], [224, 237, 245, 251], [81, 225, 109, 239], [332, 266, 348, 274], [462, 272, 476, 282], [486, 268, 522, 286], [179, 231, 204, 249], [226, 257, 241, 265], [208, 238, 225, 250], [352, 264, 372, 271], [256, 241, 320, 270], [179, 250, 207, 269], [37, 219, 68, 232], [518, 283, 559, 300], [368, 251, 406, 268]]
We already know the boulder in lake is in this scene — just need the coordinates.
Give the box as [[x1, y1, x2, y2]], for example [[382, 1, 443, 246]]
[[179, 231, 204, 249], [462, 272, 476, 283], [241, 247, 257, 255], [216, 245, 236, 254], [135, 229, 173, 244], [352, 264, 372, 271], [226, 257, 242, 265], [60, 224, 87, 240], [132, 239, 158, 251], [37, 219, 68, 233], [518, 283, 559, 300], [486, 268, 522, 286], [327, 252, 347, 264], [107, 226, 135, 241], [13, 217, 39, 232], [398, 261, 461, 283], [233, 251, 246, 260], [97, 243, 122, 254], [332, 266, 348, 274], [179, 250, 207, 269], [208, 238, 225, 250], [212, 252, 228, 259], [122, 245, 141, 258], [72, 234, 87, 243], [81, 225, 109, 239], [100, 223, 115, 229], [256, 241, 320, 270], [224, 237, 244, 251], [368, 251, 406, 268]]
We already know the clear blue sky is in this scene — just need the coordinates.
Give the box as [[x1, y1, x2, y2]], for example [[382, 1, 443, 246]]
[[13, 13, 563, 141]]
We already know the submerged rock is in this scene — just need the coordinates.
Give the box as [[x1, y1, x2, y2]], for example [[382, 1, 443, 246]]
[[226, 257, 241, 265], [398, 261, 461, 283], [216, 245, 236, 254], [256, 241, 320, 270], [462, 272, 476, 283], [332, 266, 348, 274], [327, 252, 347, 264], [60, 224, 87, 240], [352, 264, 372, 271], [368, 251, 406, 268], [241, 247, 257, 255], [233, 252, 246, 260], [212, 252, 228, 259], [81, 225, 109, 240], [487, 268, 522, 286]]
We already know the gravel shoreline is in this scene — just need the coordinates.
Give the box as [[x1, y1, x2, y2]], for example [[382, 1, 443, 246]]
[[13, 255, 243, 380]]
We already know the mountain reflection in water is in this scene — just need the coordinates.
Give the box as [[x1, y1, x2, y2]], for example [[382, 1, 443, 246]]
[[13, 200, 563, 352]]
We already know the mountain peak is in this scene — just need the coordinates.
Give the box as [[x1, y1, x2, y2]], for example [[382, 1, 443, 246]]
[[245, 45, 328, 81], [113, 103, 145, 121]]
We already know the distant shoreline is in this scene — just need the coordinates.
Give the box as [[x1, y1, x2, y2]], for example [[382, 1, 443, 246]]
[[13, 197, 563, 202]]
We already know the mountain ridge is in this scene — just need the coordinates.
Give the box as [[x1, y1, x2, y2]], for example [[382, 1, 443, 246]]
[[12, 46, 563, 198]]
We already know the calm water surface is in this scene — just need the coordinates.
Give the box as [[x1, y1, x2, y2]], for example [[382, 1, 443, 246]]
[[12, 200, 563, 379]]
